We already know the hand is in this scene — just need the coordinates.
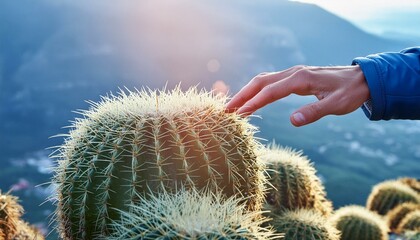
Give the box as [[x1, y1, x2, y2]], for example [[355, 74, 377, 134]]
[[225, 65, 370, 127]]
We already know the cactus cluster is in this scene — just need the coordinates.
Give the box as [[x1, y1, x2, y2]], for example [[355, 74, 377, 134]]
[[108, 189, 280, 240], [386, 202, 420, 232], [261, 144, 332, 217], [366, 180, 420, 215], [0, 191, 44, 240], [329, 205, 388, 240], [52, 87, 266, 239], [270, 209, 340, 240]]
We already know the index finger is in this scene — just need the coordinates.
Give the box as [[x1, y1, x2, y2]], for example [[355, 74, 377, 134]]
[[225, 70, 294, 112]]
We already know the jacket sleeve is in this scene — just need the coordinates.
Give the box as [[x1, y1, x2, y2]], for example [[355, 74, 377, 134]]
[[352, 47, 420, 120]]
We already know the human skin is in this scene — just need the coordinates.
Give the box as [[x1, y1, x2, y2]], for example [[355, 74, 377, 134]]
[[225, 65, 370, 127]]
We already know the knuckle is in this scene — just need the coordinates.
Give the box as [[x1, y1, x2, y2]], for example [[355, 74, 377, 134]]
[[308, 103, 322, 116], [250, 74, 267, 90]]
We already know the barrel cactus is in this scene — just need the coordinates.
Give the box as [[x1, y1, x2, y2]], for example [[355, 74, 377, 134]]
[[386, 202, 420, 232], [269, 209, 340, 240], [108, 189, 279, 240], [13, 220, 45, 240], [403, 231, 420, 240], [0, 191, 44, 240], [367, 180, 420, 215], [261, 144, 332, 216], [329, 205, 388, 240], [52, 87, 266, 239], [396, 210, 420, 234], [0, 190, 24, 239]]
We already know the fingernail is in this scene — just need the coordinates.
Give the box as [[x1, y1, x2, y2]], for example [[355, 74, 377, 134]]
[[292, 112, 305, 125]]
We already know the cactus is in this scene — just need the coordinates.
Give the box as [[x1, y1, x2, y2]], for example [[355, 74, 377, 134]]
[[399, 177, 420, 194], [269, 209, 340, 240], [329, 205, 388, 240], [13, 220, 45, 240], [261, 144, 333, 217], [0, 190, 24, 239], [386, 202, 420, 232], [52, 87, 266, 239], [396, 210, 420, 234], [0, 191, 45, 240], [108, 189, 280, 240], [366, 180, 420, 215], [403, 231, 420, 240]]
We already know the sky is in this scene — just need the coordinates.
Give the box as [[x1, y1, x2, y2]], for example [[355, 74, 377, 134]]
[[293, 0, 420, 40]]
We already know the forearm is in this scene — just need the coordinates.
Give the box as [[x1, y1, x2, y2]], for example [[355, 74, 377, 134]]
[[352, 47, 420, 120]]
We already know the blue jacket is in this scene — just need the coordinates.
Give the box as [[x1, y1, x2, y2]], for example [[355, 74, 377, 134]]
[[352, 47, 420, 120]]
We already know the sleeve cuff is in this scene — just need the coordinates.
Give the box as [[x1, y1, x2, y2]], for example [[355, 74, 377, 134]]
[[352, 57, 385, 120]]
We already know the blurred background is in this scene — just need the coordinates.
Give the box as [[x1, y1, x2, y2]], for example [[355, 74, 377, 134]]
[[1, 0, 419, 238]]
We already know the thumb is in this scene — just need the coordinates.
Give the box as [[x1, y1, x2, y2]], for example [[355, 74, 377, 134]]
[[290, 100, 334, 127]]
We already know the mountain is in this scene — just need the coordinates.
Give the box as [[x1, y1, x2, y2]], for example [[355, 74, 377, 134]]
[[0, 0, 417, 237]]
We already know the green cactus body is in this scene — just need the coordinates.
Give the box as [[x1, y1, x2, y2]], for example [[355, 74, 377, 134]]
[[261, 144, 332, 216], [396, 210, 420, 234], [386, 202, 420, 232], [109, 190, 280, 240], [270, 209, 340, 240], [367, 180, 420, 215], [53, 87, 265, 239], [0, 191, 24, 239], [329, 205, 388, 240]]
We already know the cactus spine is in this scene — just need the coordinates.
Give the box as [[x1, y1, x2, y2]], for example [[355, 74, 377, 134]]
[[53, 87, 265, 239], [261, 144, 332, 216], [329, 205, 388, 240], [270, 209, 340, 240], [396, 210, 420, 234], [109, 189, 280, 240], [367, 180, 420, 215], [386, 202, 420, 232]]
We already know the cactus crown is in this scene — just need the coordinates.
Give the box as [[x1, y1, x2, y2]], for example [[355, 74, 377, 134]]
[[329, 205, 388, 240], [367, 180, 420, 215], [386, 202, 420, 232], [396, 210, 420, 234], [270, 209, 340, 240], [109, 189, 280, 240], [261, 143, 332, 216], [52, 87, 265, 239]]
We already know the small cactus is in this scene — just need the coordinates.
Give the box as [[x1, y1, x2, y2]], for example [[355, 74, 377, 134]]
[[399, 177, 420, 194], [386, 202, 420, 233], [329, 205, 388, 240], [13, 220, 45, 240], [396, 210, 420, 234], [269, 209, 340, 240], [261, 144, 333, 216], [0, 190, 24, 239], [108, 189, 280, 240], [366, 180, 420, 215], [0, 191, 45, 240], [53, 87, 266, 239], [403, 231, 420, 240]]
